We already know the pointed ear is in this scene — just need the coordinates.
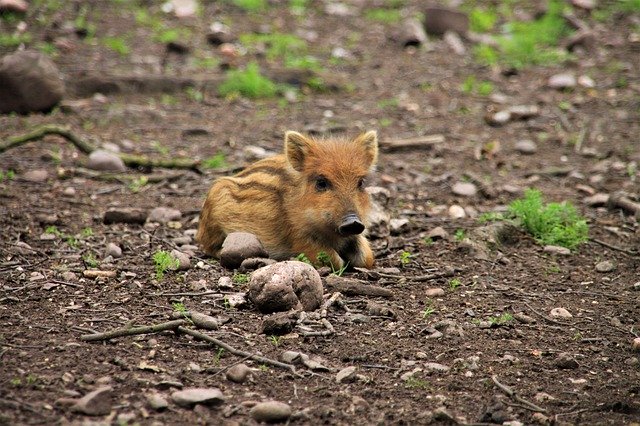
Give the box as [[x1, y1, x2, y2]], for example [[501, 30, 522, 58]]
[[354, 130, 378, 169], [285, 131, 312, 172]]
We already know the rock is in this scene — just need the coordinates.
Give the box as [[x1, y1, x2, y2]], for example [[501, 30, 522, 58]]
[[397, 18, 427, 47], [424, 362, 450, 372], [148, 207, 182, 224], [63, 186, 76, 196], [165, 0, 197, 18], [22, 169, 48, 183], [595, 260, 615, 272], [0, 50, 65, 114], [146, 393, 168, 411], [424, 7, 469, 36], [324, 2, 355, 16], [452, 182, 477, 197], [367, 301, 396, 318], [250, 401, 292, 423], [226, 293, 248, 309], [170, 249, 190, 270], [260, 311, 296, 335], [207, 21, 234, 46], [632, 338, 640, 352], [571, 0, 596, 10], [171, 388, 225, 407], [514, 139, 538, 155], [105, 243, 122, 258], [14, 241, 35, 255], [548, 73, 577, 90], [448, 205, 466, 219], [0, 0, 28, 13], [550, 307, 572, 319], [532, 412, 551, 425], [578, 75, 595, 88], [389, 218, 410, 234], [248, 261, 323, 313], [226, 363, 252, 383], [555, 352, 579, 369], [444, 31, 466, 55], [425, 288, 445, 297], [426, 226, 448, 240], [367, 198, 390, 238], [486, 109, 511, 126], [104, 208, 148, 225], [239, 257, 276, 272], [583, 193, 609, 206], [508, 105, 540, 119], [218, 276, 233, 290], [87, 150, 126, 172], [219, 232, 269, 269], [71, 386, 113, 416], [367, 186, 391, 206], [336, 366, 357, 383], [543, 245, 571, 255]]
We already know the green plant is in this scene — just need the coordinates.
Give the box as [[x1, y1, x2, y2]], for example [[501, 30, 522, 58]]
[[365, 8, 402, 24], [0, 32, 32, 48], [81, 227, 94, 238], [508, 189, 588, 249], [399, 251, 412, 266], [295, 253, 312, 265], [422, 303, 435, 319], [477, 212, 504, 223], [316, 251, 348, 275], [153, 250, 179, 280], [172, 302, 187, 313], [448, 278, 461, 291], [232, 273, 249, 284], [83, 252, 99, 268], [45, 226, 62, 237], [289, 0, 309, 14], [103, 36, 130, 56], [258, 364, 269, 372], [213, 347, 225, 365], [231, 0, 267, 12], [185, 87, 204, 102], [469, 7, 497, 33], [0, 169, 15, 181], [269, 335, 281, 347], [461, 76, 493, 96], [218, 63, 277, 99], [423, 237, 433, 246], [404, 376, 429, 389], [454, 229, 466, 241], [152, 141, 169, 156], [203, 153, 228, 169], [490, 312, 513, 325]]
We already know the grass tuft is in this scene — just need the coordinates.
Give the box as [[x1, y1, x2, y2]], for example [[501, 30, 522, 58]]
[[218, 62, 277, 99]]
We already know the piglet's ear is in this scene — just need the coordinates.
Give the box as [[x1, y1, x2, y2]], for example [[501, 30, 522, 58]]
[[353, 130, 378, 170], [285, 131, 312, 172]]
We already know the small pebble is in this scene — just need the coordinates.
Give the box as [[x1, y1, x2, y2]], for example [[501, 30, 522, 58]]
[[425, 288, 445, 297], [336, 366, 357, 383], [448, 205, 466, 219], [550, 307, 572, 318], [451, 182, 477, 197], [105, 242, 122, 258], [543, 245, 570, 256], [632, 338, 640, 352], [250, 401, 292, 423], [595, 260, 615, 273], [514, 139, 538, 155], [226, 363, 252, 383]]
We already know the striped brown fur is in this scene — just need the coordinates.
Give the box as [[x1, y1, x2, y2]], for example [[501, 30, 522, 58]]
[[197, 130, 378, 269]]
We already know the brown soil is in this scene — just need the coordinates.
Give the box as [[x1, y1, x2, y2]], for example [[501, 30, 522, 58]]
[[1, 1, 639, 425]]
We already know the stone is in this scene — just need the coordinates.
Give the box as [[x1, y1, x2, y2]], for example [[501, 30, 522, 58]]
[[444, 31, 466, 55], [105, 243, 122, 258], [571, 0, 596, 9], [425, 288, 445, 297], [595, 260, 615, 272], [543, 245, 571, 256], [367, 198, 390, 238], [239, 257, 276, 272], [0, 50, 65, 114], [260, 311, 296, 335], [0, 0, 28, 13], [167, 249, 189, 270], [632, 338, 640, 352], [250, 401, 292, 423], [226, 292, 248, 309], [71, 386, 113, 416], [104, 208, 148, 225], [397, 17, 427, 47], [226, 363, 252, 383], [583, 193, 609, 206], [426, 226, 448, 240], [550, 307, 572, 319], [336, 366, 357, 383], [424, 362, 450, 372], [448, 205, 466, 219], [171, 388, 225, 407], [22, 169, 48, 183], [389, 218, 410, 234], [578, 75, 595, 88], [452, 182, 477, 197], [218, 276, 233, 290], [207, 21, 234, 46], [248, 261, 323, 313], [146, 393, 168, 411], [219, 232, 268, 269], [507, 105, 540, 119], [514, 139, 538, 155], [485, 110, 511, 126], [87, 150, 127, 172], [532, 412, 551, 425], [148, 207, 182, 224], [548, 73, 577, 90], [555, 352, 579, 369], [424, 7, 469, 36]]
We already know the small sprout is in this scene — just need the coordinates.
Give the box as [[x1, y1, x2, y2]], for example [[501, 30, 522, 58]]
[[153, 250, 180, 280], [0, 169, 15, 181], [213, 348, 225, 365], [423, 237, 433, 246], [454, 229, 466, 241], [399, 251, 412, 266], [477, 212, 504, 223], [185, 87, 204, 102], [269, 335, 281, 348], [232, 273, 249, 284], [218, 62, 277, 99], [103, 36, 130, 56], [404, 376, 430, 389], [203, 153, 228, 170], [10, 378, 21, 387], [45, 226, 62, 237], [448, 278, 462, 291], [128, 176, 149, 193], [258, 364, 270, 372], [490, 312, 514, 326], [422, 303, 435, 319], [295, 253, 312, 265], [172, 302, 187, 313], [83, 252, 99, 268], [81, 227, 94, 238]]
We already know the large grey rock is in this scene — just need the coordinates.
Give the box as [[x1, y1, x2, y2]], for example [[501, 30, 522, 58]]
[[0, 50, 65, 114], [171, 388, 225, 407], [148, 207, 182, 224], [250, 401, 292, 423], [219, 232, 268, 269], [70, 386, 113, 416], [248, 261, 323, 313], [424, 7, 469, 36], [87, 150, 126, 172]]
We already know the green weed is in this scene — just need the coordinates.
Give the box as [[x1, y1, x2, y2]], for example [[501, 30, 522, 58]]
[[0, 32, 32, 48], [422, 303, 435, 319], [203, 153, 228, 169], [317, 251, 348, 275], [365, 8, 402, 24], [399, 251, 412, 266], [289, 0, 309, 14], [232, 273, 249, 284], [103, 36, 130, 56], [449, 278, 462, 291], [295, 253, 313, 265], [461, 76, 494, 96], [128, 176, 148, 193], [454, 229, 466, 242], [185, 87, 204, 102], [231, 0, 267, 12], [0, 169, 15, 181], [490, 312, 513, 325], [477, 212, 504, 223], [218, 63, 278, 99], [469, 7, 497, 33], [153, 250, 179, 280], [269, 335, 281, 347], [405, 376, 430, 389], [508, 189, 588, 249], [213, 347, 225, 365], [82, 252, 99, 268]]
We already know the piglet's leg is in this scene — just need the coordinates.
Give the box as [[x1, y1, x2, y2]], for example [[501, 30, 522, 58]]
[[339, 235, 374, 269]]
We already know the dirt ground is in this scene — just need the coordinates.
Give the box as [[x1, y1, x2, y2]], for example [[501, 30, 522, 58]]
[[1, 1, 639, 425]]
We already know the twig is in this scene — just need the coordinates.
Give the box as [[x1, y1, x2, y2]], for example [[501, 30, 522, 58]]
[[177, 327, 299, 375], [325, 277, 393, 298], [411, 267, 458, 282], [491, 375, 547, 413], [80, 319, 187, 341], [0, 125, 201, 172], [590, 238, 638, 256], [378, 134, 445, 152]]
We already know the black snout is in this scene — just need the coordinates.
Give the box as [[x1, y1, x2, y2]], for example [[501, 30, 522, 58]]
[[338, 214, 365, 236]]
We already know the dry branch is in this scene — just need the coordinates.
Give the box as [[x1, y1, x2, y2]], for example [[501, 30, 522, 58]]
[[492, 375, 547, 413], [325, 276, 393, 298], [0, 125, 201, 172], [80, 319, 187, 342], [379, 134, 445, 152]]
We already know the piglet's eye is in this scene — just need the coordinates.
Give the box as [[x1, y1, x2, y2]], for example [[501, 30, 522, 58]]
[[315, 176, 330, 191]]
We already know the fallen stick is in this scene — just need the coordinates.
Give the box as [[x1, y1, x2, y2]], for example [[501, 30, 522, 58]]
[[0, 125, 201, 172], [80, 319, 187, 342], [492, 375, 547, 413], [325, 276, 393, 298], [608, 192, 640, 220], [379, 134, 445, 152]]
